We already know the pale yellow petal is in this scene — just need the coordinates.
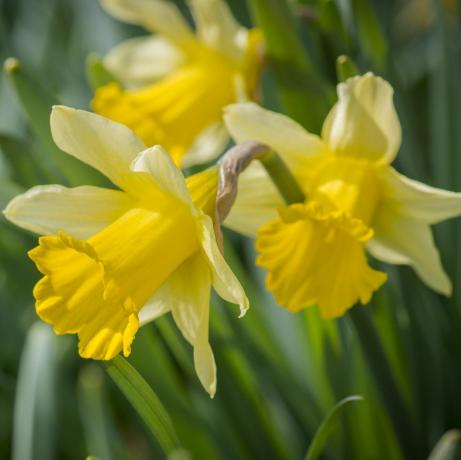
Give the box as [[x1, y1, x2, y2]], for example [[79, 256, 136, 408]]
[[369, 202, 452, 295], [181, 121, 229, 168], [322, 73, 401, 164], [104, 36, 185, 88], [224, 102, 325, 171], [185, 166, 218, 217], [257, 202, 387, 318], [3, 185, 132, 239], [198, 213, 249, 316], [100, 0, 195, 48], [138, 283, 171, 326], [50, 106, 146, 193], [378, 167, 461, 224], [130, 145, 193, 208], [188, 0, 244, 60], [224, 162, 283, 237]]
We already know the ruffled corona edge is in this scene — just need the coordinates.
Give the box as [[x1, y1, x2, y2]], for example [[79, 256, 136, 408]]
[[256, 202, 387, 318]]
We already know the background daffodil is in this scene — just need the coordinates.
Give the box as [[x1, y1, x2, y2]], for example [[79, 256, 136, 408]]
[[3, 106, 248, 397], [223, 73, 461, 318], [92, 0, 263, 167]]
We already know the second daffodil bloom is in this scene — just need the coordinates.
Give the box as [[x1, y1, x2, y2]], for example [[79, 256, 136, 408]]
[[3, 106, 248, 397], [223, 73, 461, 318], [92, 0, 263, 167]]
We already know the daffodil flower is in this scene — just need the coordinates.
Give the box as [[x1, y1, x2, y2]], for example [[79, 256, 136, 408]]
[[3, 106, 248, 396], [223, 73, 461, 318], [92, 0, 263, 167]]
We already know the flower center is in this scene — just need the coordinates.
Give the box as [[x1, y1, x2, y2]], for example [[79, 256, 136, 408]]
[[308, 157, 380, 225]]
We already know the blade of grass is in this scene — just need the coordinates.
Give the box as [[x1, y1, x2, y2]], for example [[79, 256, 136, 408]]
[[304, 395, 363, 460], [12, 322, 57, 460], [247, 0, 332, 132], [105, 355, 181, 456]]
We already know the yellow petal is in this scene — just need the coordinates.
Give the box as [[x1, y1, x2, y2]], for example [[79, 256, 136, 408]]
[[224, 162, 283, 237], [167, 253, 216, 397], [186, 166, 218, 217], [378, 166, 461, 224], [224, 102, 325, 171], [256, 202, 387, 318], [29, 200, 200, 360], [369, 200, 452, 296], [100, 0, 195, 49], [104, 36, 185, 88], [93, 51, 237, 166], [198, 213, 249, 317], [189, 0, 244, 60], [50, 106, 146, 193], [3, 184, 132, 239], [322, 73, 401, 165]]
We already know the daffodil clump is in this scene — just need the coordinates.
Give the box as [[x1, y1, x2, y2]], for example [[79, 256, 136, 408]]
[[224, 73, 461, 318], [92, 0, 263, 167], [4, 106, 247, 397]]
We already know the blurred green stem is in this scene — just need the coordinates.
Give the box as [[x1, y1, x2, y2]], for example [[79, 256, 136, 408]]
[[248, 0, 332, 132], [349, 307, 419, 459], [105, 356, 181, 456]]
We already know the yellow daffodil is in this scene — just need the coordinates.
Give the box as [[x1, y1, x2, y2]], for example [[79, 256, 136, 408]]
[[92, 0, 263, 167], [223, 73, 461, 318], [3, 106, 248, 396]]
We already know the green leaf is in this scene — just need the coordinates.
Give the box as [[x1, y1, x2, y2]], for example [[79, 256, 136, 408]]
[[336, 55, 360, 82], [86, 53, 119, 91], [104, 355, 181, 456], [247, 0, 333, 133], [428, 430, 461, 460], [3, 57, 108, 187], [304, 396, 363, 460], [0, 132, 52, 186], [12, 322, 57, 460], [78, 365, 117, 460]]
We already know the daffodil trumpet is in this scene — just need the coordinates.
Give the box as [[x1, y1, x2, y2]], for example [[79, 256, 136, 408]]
[[92, 0, 264, 167], [223, 72, 461, 318], [3, 106, 248, 397]]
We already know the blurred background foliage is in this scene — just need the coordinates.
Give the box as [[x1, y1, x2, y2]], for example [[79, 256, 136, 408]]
[[1, 0, 461, 459]]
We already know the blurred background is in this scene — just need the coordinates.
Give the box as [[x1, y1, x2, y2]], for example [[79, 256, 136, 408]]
[[1, 0, 461, 459]]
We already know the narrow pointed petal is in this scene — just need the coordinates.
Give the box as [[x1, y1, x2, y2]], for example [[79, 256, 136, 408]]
[[379, 167, 461, 224], [50, 106, 145, 192], [369, 204, 452, 295], [168, 254, 216, 397], [100, 0, 195, 48], [3, 184, 132, 239], [322, 73, 401, 165], [188, 0, 244, 59], [198, 213, 249, 317], [224, 102, 325, 171], [104, 36, 185, 88]]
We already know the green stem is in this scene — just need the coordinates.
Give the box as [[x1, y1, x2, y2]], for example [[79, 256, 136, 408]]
[[349, 307, 419, 459], [105, 356, 181, 456], [259, 151, 306, 205]]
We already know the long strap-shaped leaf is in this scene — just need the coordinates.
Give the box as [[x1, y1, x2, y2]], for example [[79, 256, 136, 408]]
[[105, 355, 181, 456], [304, 396, 363, 460]]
